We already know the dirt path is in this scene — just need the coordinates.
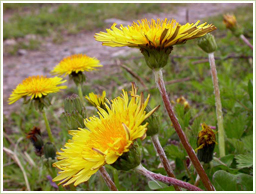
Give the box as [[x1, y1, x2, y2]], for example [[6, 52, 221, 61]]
[[3, 3, 249, 115]]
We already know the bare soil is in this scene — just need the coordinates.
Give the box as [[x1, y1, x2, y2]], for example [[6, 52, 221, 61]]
[[3, 3, 249, 115]]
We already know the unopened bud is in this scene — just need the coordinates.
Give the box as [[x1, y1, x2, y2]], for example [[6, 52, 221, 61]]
[[140, 47, 173, 70], [69, 71, 86, 85], [44, 142, 56, 160], [198, 33, 217, 54], [111, 142, 141, 171], [223, 14, 244, 37]]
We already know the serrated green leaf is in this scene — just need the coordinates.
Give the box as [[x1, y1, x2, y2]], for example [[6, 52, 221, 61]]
[[213, 154, 234, 167], [227, 138, 245, 154], [241, 135, 253, 151], [148, 180, 168, 190], [225, 114, 246, 139], [248, 80, 253, 104], [235, 153, 253, 169], [213, 170, 253, 191]]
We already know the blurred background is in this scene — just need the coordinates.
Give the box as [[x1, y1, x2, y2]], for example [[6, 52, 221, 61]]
[[3, 3, 253, 191]]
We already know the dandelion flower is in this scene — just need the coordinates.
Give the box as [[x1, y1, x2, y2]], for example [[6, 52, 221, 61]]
[[223, 14, 237, 29], [85, 91, 107, 109], [52, 54, 102, 76], [8, 76, 67, 104], [53, 84, 157, 186], [95, 18, 217, 48]]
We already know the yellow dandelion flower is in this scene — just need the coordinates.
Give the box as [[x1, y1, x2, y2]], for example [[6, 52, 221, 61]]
[[85, 91, 107, 109], [176, 96, 190, 111], [223, 14, 237, 29], [53, 84, 157, 186], [8, 76, 67, 105], [52, 54, 102, 76], [95, 18, 217, 48]]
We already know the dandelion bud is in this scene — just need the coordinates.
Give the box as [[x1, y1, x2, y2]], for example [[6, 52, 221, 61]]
[[111, 142, 141, 171], [140, 47, 173, 69], [27, 127, 44, 156], [44, 142, 56, 160], [195, 123, 217, 163], [69, 71, 86, 85], [64, 94, 85, 115], [223, 14, 244, 37], [198, 33, 217, 54]]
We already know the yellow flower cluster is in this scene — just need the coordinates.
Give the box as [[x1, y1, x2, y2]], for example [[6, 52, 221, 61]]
[[53, 84, 157, 186]]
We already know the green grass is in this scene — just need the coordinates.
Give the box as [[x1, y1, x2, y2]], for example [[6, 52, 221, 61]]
[[3, 3, 183, 40], [3, 4, 253, 192]]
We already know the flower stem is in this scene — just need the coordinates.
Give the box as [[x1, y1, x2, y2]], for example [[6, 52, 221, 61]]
[[42, 109, 54, 143], [99, 166, 118, 191], [77, 83, 85, 106], [151, 134, 181, 191], [135, 164, 203, 191], [208, 53, 225, 157], [153, 69, 215, 191], [240, 34, 253, 50]]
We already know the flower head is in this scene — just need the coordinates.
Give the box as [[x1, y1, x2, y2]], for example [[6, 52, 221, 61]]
[[85, 91, 107, 110], [176, 96, 190, 111], [8, 76, 67, 105], [223, 14, 237, 29], [53, 84, 157, 186], [52, 54, 102, 76], [95, 18, 217, 49], [195, 123, 217, 163]]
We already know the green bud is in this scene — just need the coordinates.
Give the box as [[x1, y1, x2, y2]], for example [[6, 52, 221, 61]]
[[198, 33, 217, 54], [44, 142, 56, 160], [62, 94, 86, 130], [33, 96, 51, 111], [143, 106, 160, 136], [69, 71, 86, 85], [111, 142, 141, 171], [64, 94, 85, 115], [140, 47, 173, 70]]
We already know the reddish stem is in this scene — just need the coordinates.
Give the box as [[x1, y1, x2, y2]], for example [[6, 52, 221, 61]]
[[151, 134, 181, 191], [153, 69, 215, 191], [240, 34, 253, 50], [99, 166, 118, 191], [136, 164, 203, 191]]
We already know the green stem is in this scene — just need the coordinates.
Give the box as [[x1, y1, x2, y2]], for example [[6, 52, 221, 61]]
[[208, 53, 225, 157], [77, 84, 85, 106], [42, 109, 54, 143]]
